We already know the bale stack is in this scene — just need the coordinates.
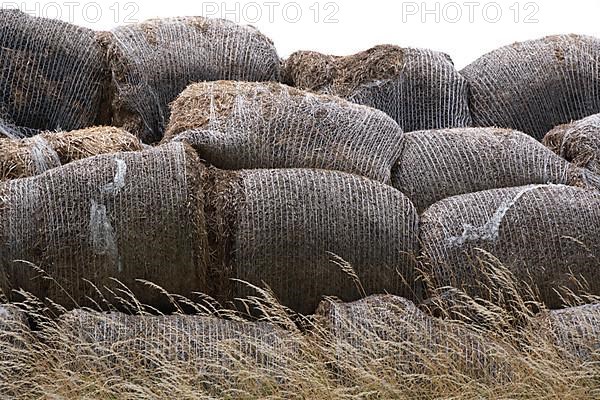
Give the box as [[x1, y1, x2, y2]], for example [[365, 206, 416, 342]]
[[104, 17, 281, 143], [392, 127, 600, 211], [0, 143, 208, 309], [56, 310, 297, 376], [283, 45, 471, 132], [205, 169, 419, 315], [461, 34, 600, 140], [543, 113, 600, 175], [420, 185, 600, 309], [315, 295, 512, 379], [542, 304, 600, 361], [0, 9, 109, 136], [166, 81, 404, 184], [0, 127, 143, 180]]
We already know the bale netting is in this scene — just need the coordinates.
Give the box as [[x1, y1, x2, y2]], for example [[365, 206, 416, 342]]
[[0, 9, 109, 135], [0, 142, 208, 310], [542, 304, 600, 361], [543, 113, 600, 175], [392, 127, 600, 211], [165, 81, 403, 183], [420, 184, 600, 309], [55, 310, 297, 377], [205, 168, 419, 315], [461, 34, 600, 140], [315, 295, 513, 380], [105, 16, 281, 143], [0, 126, 143, 180], [282, 45, 471, 132]]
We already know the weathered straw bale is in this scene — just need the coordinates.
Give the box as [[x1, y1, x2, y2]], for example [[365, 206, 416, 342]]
[[0, 127, 142, 180], [461, 34, 600, 140], [542, 304, 600, 361], [316, 295, 512, 379], [206, 169, 419, 315], [0, 143, 207, 309], [166, 81, 403, 183], [105, 17, 280, 143], [543, 113, 600, 175], [392, 127, 600, 211], [57, 310, 296, 375], [420, 185, 600, 309], [0, 10, 109, 135], [283, 45, 471, 132]]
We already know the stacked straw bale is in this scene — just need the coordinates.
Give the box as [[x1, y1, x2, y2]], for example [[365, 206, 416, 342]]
[[461, 34, 600, 140], [283, 45, 471, 132], [543, 113, 600, 175], [420, 185, 600, 309], [392, 127, 600, 211], [57, 310, 297, 375], [0, 143, 207, 309], [316, 295, 512, 379], [205, 169, 419, 314], [104, 17, 280, 143], [167, 81, 403, 183], [542, 304, 600, 361], [0, 127, 142, 180], [0, 10, 109, 136]]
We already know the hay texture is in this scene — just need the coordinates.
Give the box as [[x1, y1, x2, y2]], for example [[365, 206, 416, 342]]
[[166, 81, 403, 183], [105, 17, 280, 143], [316, 295, 512, 379], [461, 34, 600, 140], [0, 10, 108, 135], [206, 169, 419, 315], [0, 143, 207, 309], [542, 304, 600, 361], [282, 45, 471, 132], [57, 310, 296, 375], [543, 113, 600, 175], [0, 127, 143, 180], [420, 185, 600, 309], [392, 127, 599, 211]]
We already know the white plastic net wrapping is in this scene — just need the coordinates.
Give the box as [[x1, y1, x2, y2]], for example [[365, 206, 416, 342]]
[[283, 45, 471, 132], [543, 304, 600, 361], [392, 127, 599, 211], [420, 184, 600, 309], [0, 143, 208, 309], [166, 81, 403, 184], [0, 10, 109, 135], [543, 113, 600, 175], [105, 17, 281, 143], [461, 34, 600, 140], [208, 168, 419, 315]]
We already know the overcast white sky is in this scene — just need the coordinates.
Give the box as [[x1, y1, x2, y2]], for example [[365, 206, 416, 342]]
[[9, 0, 600, 68]]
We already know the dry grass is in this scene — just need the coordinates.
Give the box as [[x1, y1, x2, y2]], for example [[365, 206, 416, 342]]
[[0, 257, 598, 399]]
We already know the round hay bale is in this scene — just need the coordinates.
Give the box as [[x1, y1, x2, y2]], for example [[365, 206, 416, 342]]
[[541, 304, 600, 361], [105, 17, 280, 143], [165, 81, 403, 184], [205, 168, 419, 315], [0, 143, 208, 310], [315, 295, 512, 379], [420, 185, 600, 309], [392, 127, 600, 211], [0, 10, 109, 134], [282, 45, 471, 132], [0, 127, 143, 180], [56, 310, 297, 376], [543, 113, 600, 175], [461, 34, 600, 140]]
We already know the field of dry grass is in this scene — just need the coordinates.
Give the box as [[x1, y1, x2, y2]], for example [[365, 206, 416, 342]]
[[0, 258, 598, 400]]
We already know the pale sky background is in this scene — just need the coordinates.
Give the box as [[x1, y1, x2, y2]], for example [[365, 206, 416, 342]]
[[9, 0, 600, 69]]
